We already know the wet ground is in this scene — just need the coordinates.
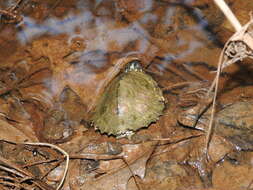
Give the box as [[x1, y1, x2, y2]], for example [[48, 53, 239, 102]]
[[0, 0, 253, 189]]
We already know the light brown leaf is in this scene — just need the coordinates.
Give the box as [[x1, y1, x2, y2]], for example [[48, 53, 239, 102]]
[[68, 141, 156, 190], [0, 119, 37, 142]]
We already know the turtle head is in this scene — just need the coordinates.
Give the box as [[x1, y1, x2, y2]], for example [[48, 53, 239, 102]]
[[124, 60, 142, 73]]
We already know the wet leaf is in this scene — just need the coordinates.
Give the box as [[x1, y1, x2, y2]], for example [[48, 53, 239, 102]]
[[69, 141, 156, 190], [213, 157, 253, 190], [216, 101, 253, 150], [0, 119, 36, 142], [0, 0, 253, 189]]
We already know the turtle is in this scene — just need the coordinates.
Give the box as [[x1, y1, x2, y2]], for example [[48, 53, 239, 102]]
[[90, 59, 165, 138]]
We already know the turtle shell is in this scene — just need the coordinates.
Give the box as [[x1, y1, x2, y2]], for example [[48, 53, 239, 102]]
[[91, 60, 165, 138]]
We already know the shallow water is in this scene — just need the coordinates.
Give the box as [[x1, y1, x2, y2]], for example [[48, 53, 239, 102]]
[[0, 0, 253, 189]]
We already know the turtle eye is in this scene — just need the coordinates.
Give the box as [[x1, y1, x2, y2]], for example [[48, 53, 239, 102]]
[[125, 60, 142, 72]]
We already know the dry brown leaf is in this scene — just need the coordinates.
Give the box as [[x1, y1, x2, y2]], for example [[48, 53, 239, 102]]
[[213, 159, 253, 190], [0, 119, 37, 142], [68, 141, 156, 190]]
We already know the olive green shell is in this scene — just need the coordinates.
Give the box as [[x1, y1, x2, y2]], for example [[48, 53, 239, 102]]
[[91, 68, 165, 137]]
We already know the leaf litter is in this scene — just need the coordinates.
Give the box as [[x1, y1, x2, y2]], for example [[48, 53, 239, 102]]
[[0, 0, 253, 189]]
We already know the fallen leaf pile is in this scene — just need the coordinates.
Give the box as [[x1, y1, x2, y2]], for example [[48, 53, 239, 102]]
[[0, 0, 253, 190]]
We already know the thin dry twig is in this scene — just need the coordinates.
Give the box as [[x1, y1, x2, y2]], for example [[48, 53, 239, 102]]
[[71, 153, 123, 160], [23, 158, 61, 168], [162, 81, 193, 92], [0, 164, 25, 178], [122, 158, 142, 190], [40, 159, 65, 181], [247, 178, 253, 190], [0, 140, 69, 190], [205, 46, 225, 157], [0, 179, 25, 189], [24, 142, 69, 190], [0, 0, 24, 24], [206, 0, 253, 158], [0, 155, 53, 190], [206, 0, 240, 158], [213, 0, 242, 31]]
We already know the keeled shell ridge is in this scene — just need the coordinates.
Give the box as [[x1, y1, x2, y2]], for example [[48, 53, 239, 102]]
[[91, 67, 165, 137]]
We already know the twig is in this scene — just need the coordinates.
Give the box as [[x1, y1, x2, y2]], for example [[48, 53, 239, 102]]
[[205, 0, 243, 160], [205, 47, 225, 157], [213, 0, 242, 32], [0, 165, 25, 178], [206, 0, 253, 159], [71, 153, 123, 160], [247, 178, 253, 190], [162, 81, 193, 92], [0, 140, 69, 189], [0, 179, 24, 189], [23, 158, 60, 168], [0, 0, 24, 24], [0, 155, 53, 190], [24, 142, 69, 190], [0, 156, 34, 178], [40, 159, 64, 180], [122, 158, 142, 190]]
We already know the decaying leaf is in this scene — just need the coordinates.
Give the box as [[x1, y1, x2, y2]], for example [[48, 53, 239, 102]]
[[68, 141, 156, 190]]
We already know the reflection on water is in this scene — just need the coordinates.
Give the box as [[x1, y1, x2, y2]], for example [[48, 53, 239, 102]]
[[18, 11, 93, 44], [13, 0, 210, 58], [0, 0, 226, 109], [1, 1, 253, 189]]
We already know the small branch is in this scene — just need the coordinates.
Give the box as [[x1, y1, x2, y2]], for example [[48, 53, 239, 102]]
[[0, 155, 53, 190], [213, 0, 242, 32], [71, 153, 123, 160], [24, 142, 69, 190]]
